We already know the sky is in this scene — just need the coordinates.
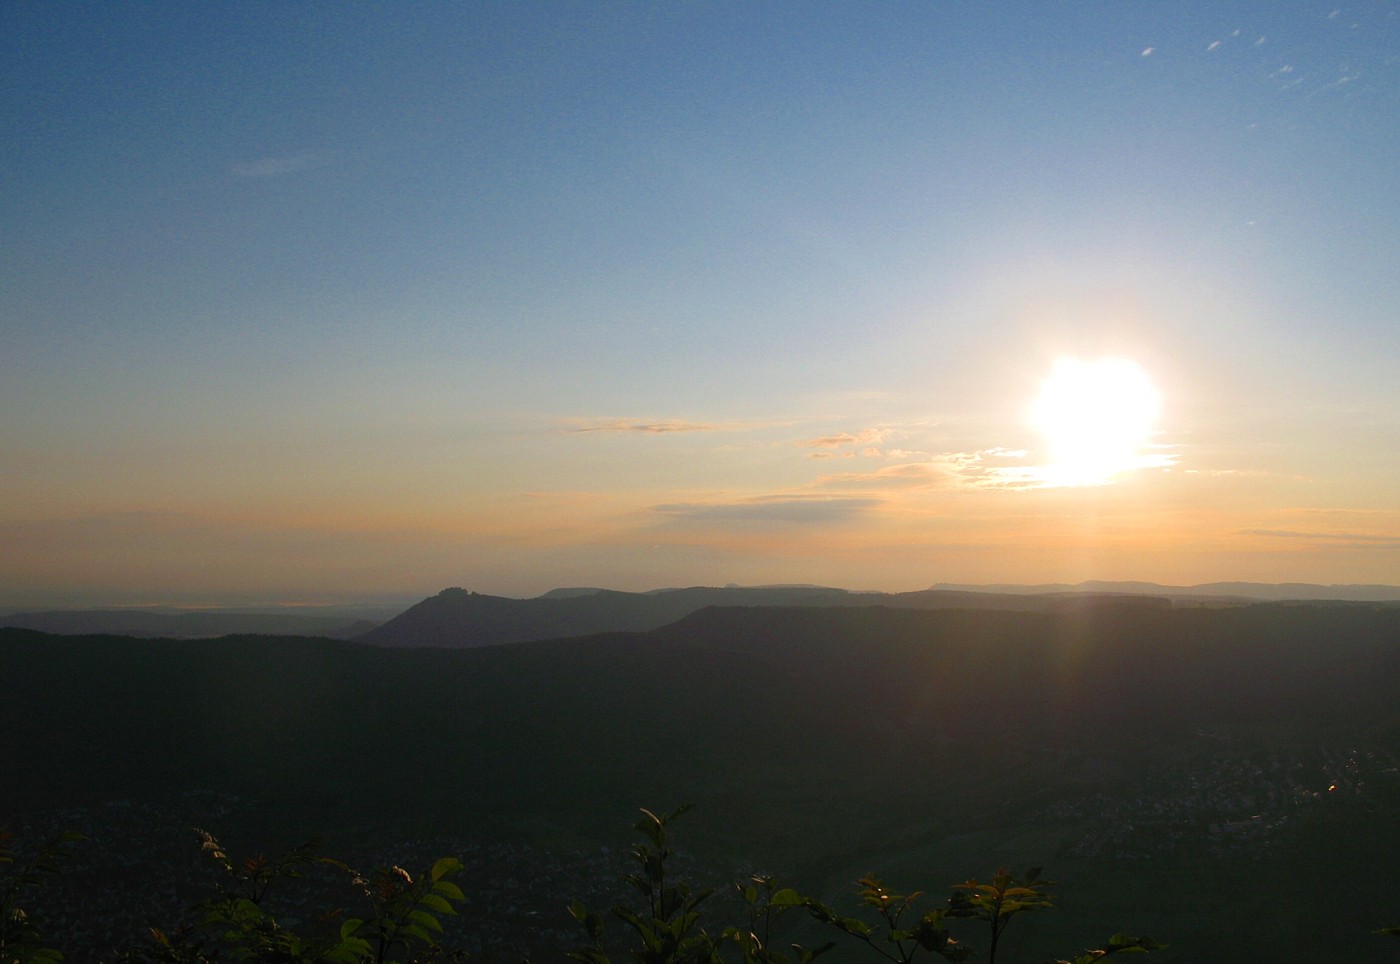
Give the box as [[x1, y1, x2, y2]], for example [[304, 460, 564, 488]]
[[4, 2, 1400, 607]]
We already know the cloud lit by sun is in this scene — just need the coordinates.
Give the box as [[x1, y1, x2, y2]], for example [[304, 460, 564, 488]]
[[1028, 357, 1173, 487]]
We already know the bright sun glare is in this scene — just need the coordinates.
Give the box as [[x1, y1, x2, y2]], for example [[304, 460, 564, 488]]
[[1031, 357, 1163, 487]]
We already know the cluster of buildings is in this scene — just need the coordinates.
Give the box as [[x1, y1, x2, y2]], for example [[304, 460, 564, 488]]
[[1033, 738, 1394, 861]]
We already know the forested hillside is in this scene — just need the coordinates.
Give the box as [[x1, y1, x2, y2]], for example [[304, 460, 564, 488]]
[[3, 602, 1399, 960]]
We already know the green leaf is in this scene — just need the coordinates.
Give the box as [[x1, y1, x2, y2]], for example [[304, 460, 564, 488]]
[[634, 809, 666, 847], [567, 949, 612, 964], [418, 893, 456, 915], [409, 908, 445, 933], [399, 922, 432, 943], [325, 940, 373, 964], [770, 887, 804, 907], [1106, 934, 1165, 954], [835, 915, 872, 938], [432, 879, 465, 902], [430, 856, 462, 881]]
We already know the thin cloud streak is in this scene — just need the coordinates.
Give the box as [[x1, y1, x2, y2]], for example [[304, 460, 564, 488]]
[[1239, 528, 1400, 546], [813, 449, 1038, 491], [653, 496, 882, 526], [817, 462, 956, 489], [567, 418, 756, 435], [799, 428, 889, 448], [811, 443, 1178, 493]]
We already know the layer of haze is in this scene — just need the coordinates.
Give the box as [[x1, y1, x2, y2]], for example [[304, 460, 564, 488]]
[[4, 3, 1399, 606]]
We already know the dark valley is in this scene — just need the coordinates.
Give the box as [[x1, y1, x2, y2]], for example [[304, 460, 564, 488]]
[[3, 595, 1400, 960]]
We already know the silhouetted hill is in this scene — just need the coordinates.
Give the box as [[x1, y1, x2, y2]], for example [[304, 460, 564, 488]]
[[7, 602, 1399, 818], [357, 585, 1166, 648], [357, 585, 858, 647], [656, 601, 1400, 733], [0, 608, 378, 638], [5, 601, 1400, 961]]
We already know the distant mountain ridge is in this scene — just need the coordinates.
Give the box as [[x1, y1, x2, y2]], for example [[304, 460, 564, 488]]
[[929, 580, 1400, 602], [358, 585, 864, 648], [358, 584, 1177, 649], [19, 580, 1395, 647], [359, 580, 1400, 649]]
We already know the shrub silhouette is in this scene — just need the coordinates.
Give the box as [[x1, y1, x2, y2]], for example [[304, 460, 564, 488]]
[[6, 808, 1171, 963], [567, 807, 1163, 964], [1, 828, 86, 963]]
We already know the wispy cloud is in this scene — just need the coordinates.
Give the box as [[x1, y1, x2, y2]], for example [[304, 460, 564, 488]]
[[653, 496, 882, 526], [231, 151, 337, 179], [999, 455, 1177, 489], [954, 450, 1043, 489], [1293, 508, 1400, 521], [799, 428, 888, 448], [810, 443, 1178, 492], [567, 418, 743, 435], [815, 449, 1037, 491], [817, 462, 956, 489], [1238, 528, 1400, 546]]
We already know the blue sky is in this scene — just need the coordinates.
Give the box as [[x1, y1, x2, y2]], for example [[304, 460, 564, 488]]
[[4, 2, 1399, 605]]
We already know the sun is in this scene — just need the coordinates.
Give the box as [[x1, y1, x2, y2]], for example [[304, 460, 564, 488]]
[[1030, 357, 1163, 486]]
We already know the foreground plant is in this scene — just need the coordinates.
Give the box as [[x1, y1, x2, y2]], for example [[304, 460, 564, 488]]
[[720, 874, 833, 964], [573, 807, 1162, 964], [128, 831, 467, 963], [803, 876, 969, 963], [1, 828, 86, 964], [568, 805, 721, 964], [7, 808, 1162, 963]]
